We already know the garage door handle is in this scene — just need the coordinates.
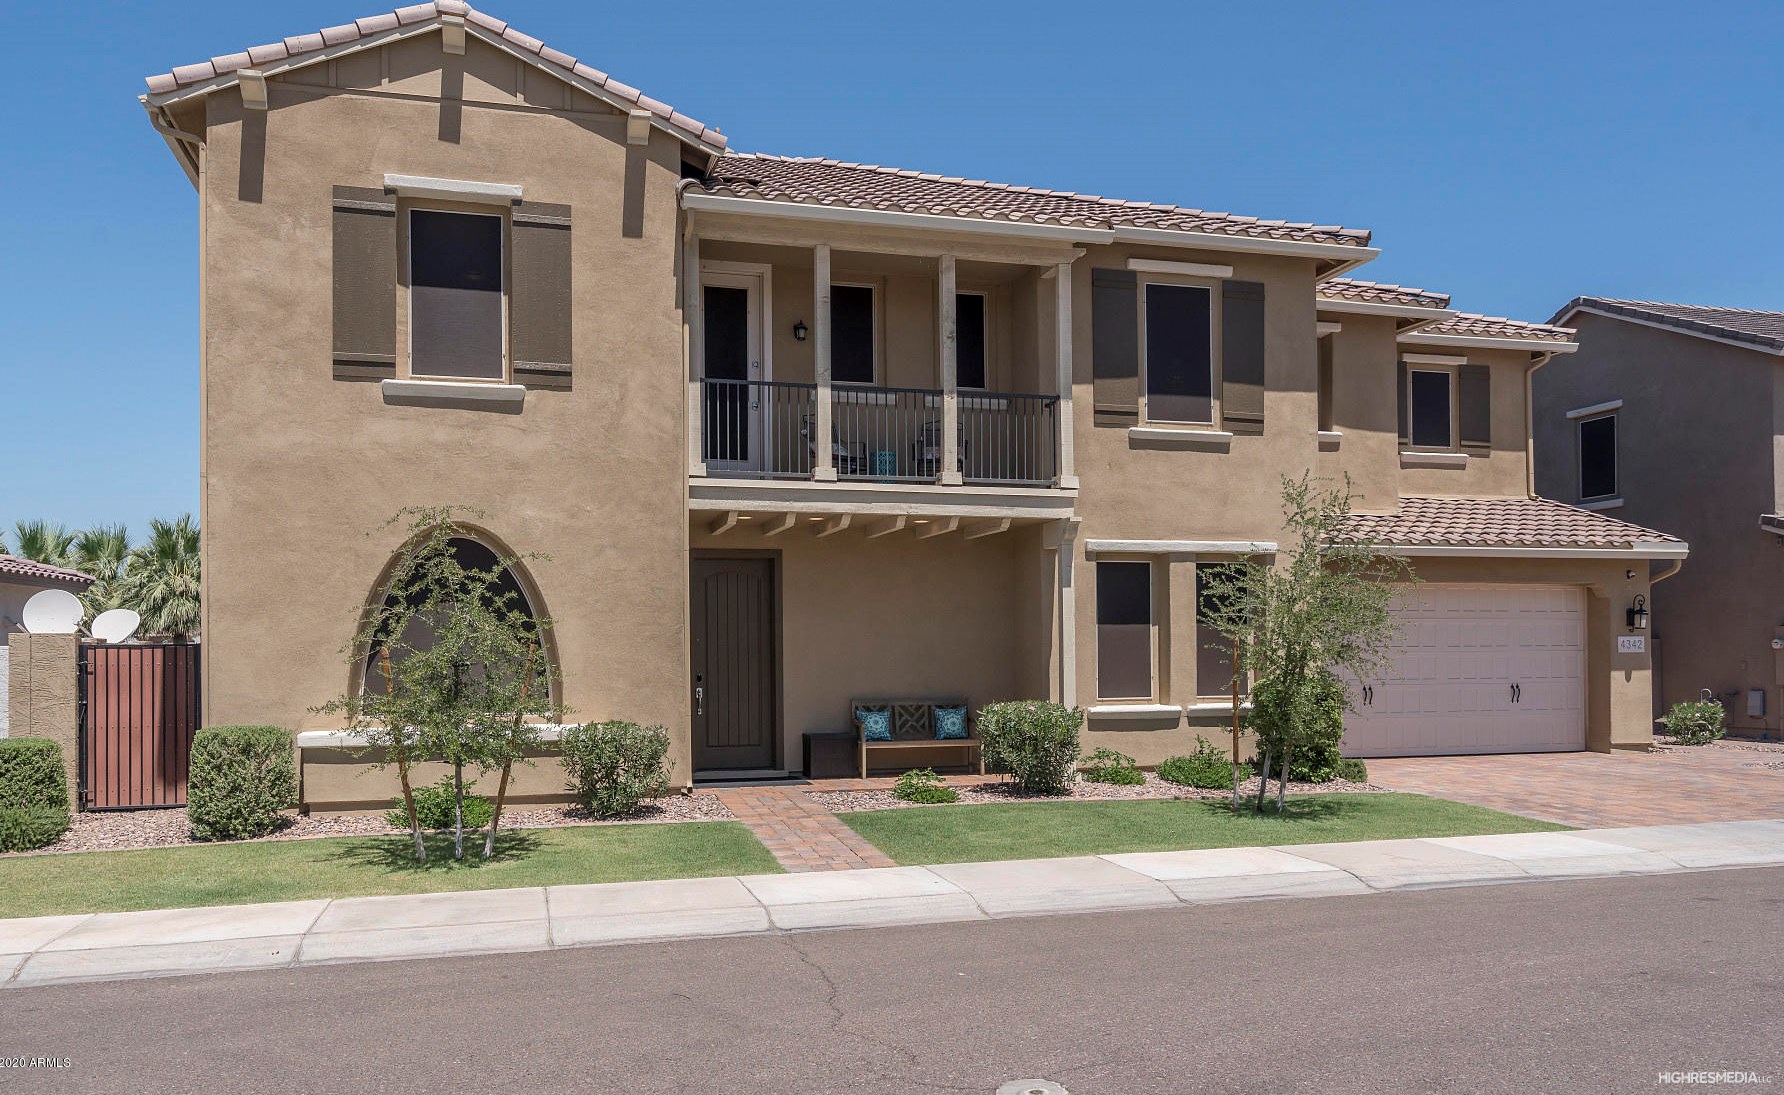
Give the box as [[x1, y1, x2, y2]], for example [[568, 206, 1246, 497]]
[[1509, 683, 1521, 703]]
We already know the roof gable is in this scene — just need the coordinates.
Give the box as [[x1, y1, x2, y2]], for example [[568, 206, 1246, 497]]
[[1552, 297, 1784, 356], [142, 2, 726, 155]]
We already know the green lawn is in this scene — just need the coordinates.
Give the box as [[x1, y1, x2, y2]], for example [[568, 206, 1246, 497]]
[[0, 822, 781, 919], [841, 793, 1569, 865]]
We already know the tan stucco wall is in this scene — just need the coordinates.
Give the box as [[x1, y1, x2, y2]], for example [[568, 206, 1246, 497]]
[[6, 633, 80, 801], [1398, 346, 1534, 499], [1317, 313, 1401, 510], [1534, 312, 1782, 732], [198, 40, 693, 781], [301, 745, 572, 813]]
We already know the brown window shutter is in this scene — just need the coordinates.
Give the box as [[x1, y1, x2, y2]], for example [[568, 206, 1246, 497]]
[[1458, 363, 1491, 449], [1220, 279, 1266, 434], [510, 201, 573, 390], [1091, 268, 1138, 427], [331, 186, 396, 380], [1397, 361, 1409, 444]]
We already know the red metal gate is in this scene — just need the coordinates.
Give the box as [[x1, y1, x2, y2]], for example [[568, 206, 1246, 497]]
[[78, 643, 201, 809]]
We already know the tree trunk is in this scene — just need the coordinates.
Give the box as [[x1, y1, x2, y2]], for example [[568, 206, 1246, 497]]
[[1277, 746, 1290, 814], [483, 644, 535, 861], [1254, 745, 1271, 814], [1230, 637, 1242, 812], [452, 759, 466, 861], [381, 648, 425, 863]]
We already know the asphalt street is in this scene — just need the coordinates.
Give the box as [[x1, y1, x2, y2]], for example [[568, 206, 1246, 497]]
[[3, 867, 1779, 1094]]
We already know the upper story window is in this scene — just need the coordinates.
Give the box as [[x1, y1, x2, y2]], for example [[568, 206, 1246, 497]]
[[409, 208, 506, 381], [830, 283, 876, 385], [1142, 282, 1215, 425], [956, 292, 987, 389], [1095, 560, 1154, 701], [1406, 366, 1455, 450], [1578, 412, 1617, 500]]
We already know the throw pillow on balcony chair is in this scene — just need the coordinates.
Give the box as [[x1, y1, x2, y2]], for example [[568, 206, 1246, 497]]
[[857, 708, 893, 742], [934, 706, 969, 740]]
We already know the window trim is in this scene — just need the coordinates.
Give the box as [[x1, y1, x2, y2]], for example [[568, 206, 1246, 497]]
[[1405, 364, 1458, 452], [829, 280, 880, 387], [404, 203, 509, 384], [1576, 410, 1619, 502], [1137, 275, 1222, 428], [955, 289, 990, 390], [1094, 558, 1157, 703]]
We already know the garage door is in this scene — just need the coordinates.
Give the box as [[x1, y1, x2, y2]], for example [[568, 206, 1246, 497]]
[[1341, 584, 1586, 758]]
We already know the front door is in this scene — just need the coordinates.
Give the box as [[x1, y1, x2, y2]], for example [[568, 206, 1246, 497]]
[[702, 272, 765, 473], [690, 556, 778, 771]]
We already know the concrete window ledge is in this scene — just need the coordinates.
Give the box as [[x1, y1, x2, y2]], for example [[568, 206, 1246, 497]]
[[1184, 700, 1255, 716], [1399, 450, 1468, 469], [381, 379, 527, 411], [1579, 497, 1625, 511], [1128, 427, 1234, 452], [1317, 430, 1342, 451], [1086, 703, 1182, 723]]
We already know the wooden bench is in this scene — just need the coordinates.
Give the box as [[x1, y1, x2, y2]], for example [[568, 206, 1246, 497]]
[[851, 699, 982, 778]]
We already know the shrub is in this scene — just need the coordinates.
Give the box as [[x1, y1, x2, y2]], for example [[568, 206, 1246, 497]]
[[0, 738, 71, 852], [561, 721, 673, 817], [1248, 670, 1348, 782], [187, 725, 296, 841], [892, 768, 958, 804], [1080, 747, 1145, 786], [389, 777, 493, 830], [1157, 736, 1252, 790], [977, 701, 1082, 795], [1334, 757, 1369, 783], [1661, 700, 1727, 746]]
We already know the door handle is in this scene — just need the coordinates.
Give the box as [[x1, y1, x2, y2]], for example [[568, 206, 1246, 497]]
[[1509, 683, 1521, 704], [694, 685, 704, 716]]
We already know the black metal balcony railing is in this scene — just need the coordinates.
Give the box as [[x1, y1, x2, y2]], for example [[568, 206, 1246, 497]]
[[699, 378, 1059, 487]]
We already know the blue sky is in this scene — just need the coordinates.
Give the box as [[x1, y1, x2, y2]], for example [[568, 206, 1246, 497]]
[[3, 1, 1781, 538]]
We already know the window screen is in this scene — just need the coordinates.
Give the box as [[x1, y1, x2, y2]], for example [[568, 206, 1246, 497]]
[[1579, 414, 1617, 499], [1096, 561, 1153, 700], [831, 284, 875, 384], [410, 210, 504, 380], [956, 293, 987, 389], [1144, 283, 1214, 423], [1408, 369, 1452, 449]]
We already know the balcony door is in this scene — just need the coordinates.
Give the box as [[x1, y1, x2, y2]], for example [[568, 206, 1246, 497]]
[[702, 267, 768, 473]]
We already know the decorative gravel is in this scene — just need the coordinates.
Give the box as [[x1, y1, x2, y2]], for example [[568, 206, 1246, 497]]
[[18, 792, 736, 858], [1653, 736, 1784, 757], [808, 771, 1389, 813]]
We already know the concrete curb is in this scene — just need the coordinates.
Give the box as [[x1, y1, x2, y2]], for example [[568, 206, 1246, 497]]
[[2, 819, 1779, 989]]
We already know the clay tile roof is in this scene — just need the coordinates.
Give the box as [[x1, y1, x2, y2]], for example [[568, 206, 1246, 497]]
[[1319, 277, 1451, 309], [1340, 496, 1683, 551], [1419, 312, 1575, 343], [691, 154, 1373, 247], [143, 3, 726, 151], [0, 555, 94, 586], [1553, 298, 1784, 353]]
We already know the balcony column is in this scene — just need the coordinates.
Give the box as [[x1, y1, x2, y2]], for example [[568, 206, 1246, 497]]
[[812, 243, 836, 481], [1053, 260, 1078, 488], [938, 253, 962, 485], [684, 227, 705, 476]]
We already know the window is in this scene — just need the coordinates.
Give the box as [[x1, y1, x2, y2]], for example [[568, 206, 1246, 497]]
[[830, 284, 876, 384], [409, 209, 505, 380], [1196, 564, 1240, 697], [1143, 282, 1214, 424], [1407, 367, 1454, 450], [1316, 337, 1334, 432], [1096, 561, 1153, 700], [1578, 413, 1617, 500], [956, 292, 987, 389], [364, 536, 543, 689]]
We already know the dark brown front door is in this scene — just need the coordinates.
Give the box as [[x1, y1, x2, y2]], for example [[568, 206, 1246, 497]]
[[691, 557, 778, 771]]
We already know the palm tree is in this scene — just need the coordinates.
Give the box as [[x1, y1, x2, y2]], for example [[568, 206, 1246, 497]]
[[9, 520, 76, 569], [73, 524, 132, 618], [120, 515, 201, 641]]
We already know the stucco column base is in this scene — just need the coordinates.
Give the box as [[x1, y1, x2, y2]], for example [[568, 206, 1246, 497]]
[[7, 632, 81, 807]]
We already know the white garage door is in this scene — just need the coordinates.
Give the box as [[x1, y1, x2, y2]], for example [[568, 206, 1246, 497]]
[[1341, 584, 1586, 758]]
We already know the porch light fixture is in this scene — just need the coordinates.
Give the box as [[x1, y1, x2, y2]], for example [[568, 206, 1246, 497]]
[[1627, 594, 1648, 631], [792, 319, 808, 342]]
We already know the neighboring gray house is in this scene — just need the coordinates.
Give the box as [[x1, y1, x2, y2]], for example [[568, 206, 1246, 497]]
[[1535, 298, 1784, 739]]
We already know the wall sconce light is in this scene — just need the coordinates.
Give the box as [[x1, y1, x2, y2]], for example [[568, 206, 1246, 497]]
[[792, 320, 808, 342], [1627, 594, 1648, 631]]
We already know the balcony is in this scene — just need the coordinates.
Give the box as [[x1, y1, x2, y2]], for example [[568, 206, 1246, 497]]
[[701, 379, 1059, 487]]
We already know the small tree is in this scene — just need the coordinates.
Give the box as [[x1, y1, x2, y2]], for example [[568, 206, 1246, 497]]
[[1198, 474, 1412, 813], [317, 508, 558, 861]]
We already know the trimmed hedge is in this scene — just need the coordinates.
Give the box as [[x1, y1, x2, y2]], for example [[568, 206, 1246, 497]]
[[1661, 700, 1726, 746], [978, 701, 1081, 795], [187, 725, 297, 841], [561, 721, 673, 818], [1158, 736, 1252, 790], [0, 738, 71, 852], [388, 778, 494, 831]]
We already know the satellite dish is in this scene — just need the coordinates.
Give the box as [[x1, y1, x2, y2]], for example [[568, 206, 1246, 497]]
[[21, 589, 84, 634], [91, 608, 142, 644]]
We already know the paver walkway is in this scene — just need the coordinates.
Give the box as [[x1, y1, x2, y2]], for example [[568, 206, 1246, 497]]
[[711, 786, 895, 872], [1370, 742, 1784, 828]]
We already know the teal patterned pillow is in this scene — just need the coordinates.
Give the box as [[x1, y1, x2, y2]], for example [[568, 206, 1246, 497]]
[[934, 705, 968, 740], [857, 707, 892, 742]]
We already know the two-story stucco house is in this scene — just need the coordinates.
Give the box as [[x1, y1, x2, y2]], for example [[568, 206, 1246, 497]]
[[1536, 298, 1784, 739], [141, 3, 1686, 808]]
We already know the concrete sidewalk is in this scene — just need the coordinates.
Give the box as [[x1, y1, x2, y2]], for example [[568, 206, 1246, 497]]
[[3, 818, 1779, 990]]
